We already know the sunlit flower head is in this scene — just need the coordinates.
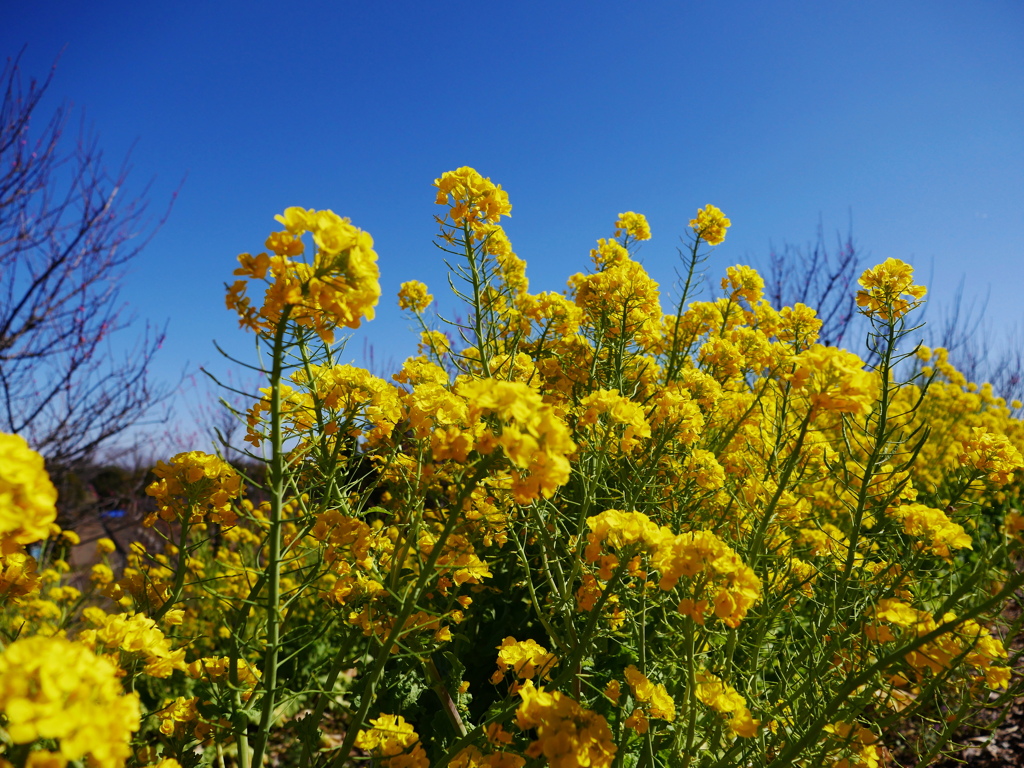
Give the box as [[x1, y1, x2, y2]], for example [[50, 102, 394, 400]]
[[397, 280, 434, 313], [855, 258, 926, 321], [689, 204, 731, 246], [226, 208, 380, 342], [0, 635, 141, 768], [434, 167, 512, 227], [0, 432, 57, 551], [614, 211, 651, 242]]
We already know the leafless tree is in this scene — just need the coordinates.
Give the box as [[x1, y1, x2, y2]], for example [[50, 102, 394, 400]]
[[927, 280, 1024, 409], [765, 218, 861, 347], [0, 51, 173, 474]]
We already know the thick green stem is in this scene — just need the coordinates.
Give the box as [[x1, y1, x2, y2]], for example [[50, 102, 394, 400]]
[[249, 308, 292, 768]]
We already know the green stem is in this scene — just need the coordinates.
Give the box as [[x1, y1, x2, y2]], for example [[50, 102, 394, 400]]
[[680, 617, 698, 768], [326, 464, 491, 768], [249, 307, 293, 768], [150, 520, 192, 622], [771, 571, 1024, 767], [425, 657, 468, 737]]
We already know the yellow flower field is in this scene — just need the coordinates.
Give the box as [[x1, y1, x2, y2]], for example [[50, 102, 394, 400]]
[[2, 167, 1023, 768]]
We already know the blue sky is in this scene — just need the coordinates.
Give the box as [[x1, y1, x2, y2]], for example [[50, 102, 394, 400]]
[[3, 0, 1023, 446]]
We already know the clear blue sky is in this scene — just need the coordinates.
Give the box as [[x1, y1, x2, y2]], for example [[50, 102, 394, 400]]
[[3, 0, 1023, 445]]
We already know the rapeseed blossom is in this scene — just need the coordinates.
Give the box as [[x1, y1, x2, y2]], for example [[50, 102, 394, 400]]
[[0, 636, 140, 768], [12, 168, 1020, 768], [145, 451, 242, 525], [398, 280, 433, 313], [0, 432, 57, 550], [956, 427, 1023, 486], [623, 665, 676, 721], [787, 345, 878, 415], [887, 503, 972, 558], [491, 637, 558, 683], [355, 714, 429, 768], [78, 608, 187, 678], [457, 378, 575, 503], [689, 204, 731, 246], [614, 211, 652, 242], [226, 207, 380, 342], [434, 167, 512, 228], [855, 258, 926, 320], [516, 681, 616, 768], [695, 671, 759, 738]]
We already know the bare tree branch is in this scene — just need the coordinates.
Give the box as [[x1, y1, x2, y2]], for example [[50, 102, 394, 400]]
[[765, 217, 861, 347], [0, 50, 175, 480]]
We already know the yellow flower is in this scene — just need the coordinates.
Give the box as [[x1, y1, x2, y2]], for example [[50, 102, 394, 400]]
[[0, 636, 140, 768], [186, 657, 261, 700], [226, 208, 380, 342], [96, 537, 116, 555], [569, 250, 663, 350], [578, 389, 652, 453], [787, 345, 878, 416], [855, 258, 926, 321], [398, 280, 433, 313], [78, 611, 187, 678], [694, 671, 759, 738], [604, 679, 622, 704], [450, 745, 524, 768], [145, 451, 242, 525], [689, 204, 731, 246], [721, 265, 764, 304], [491, 637, 558, 683], [956, 427, 1023, 486], [623, 665, 676, 721], [156, 697, 202, 739], [624, 707, 649, 734], [419, 330, 450, 356], [434, 167, 512, 227], [0, 548, 41, 598], [516, 681, 616, 768], [0, 432, 58, 550], [456, 379, 575, 503], [23, 751, 67, 768], [614, 211, 652, 242], [888, 503, 973, 558], [355, 714, 428, 768]]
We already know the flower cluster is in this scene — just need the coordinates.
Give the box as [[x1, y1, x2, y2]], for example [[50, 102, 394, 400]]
[[398, 279, 433, 313], [787, 345, 878, 415], [456, 379, 575, 503], [887, 503, 973, 558], [490, 637, 558, 684], [226, 207, 380, 342], [434, 167, 512, 228], [9, 167, 1022, 768], [0, 432, 57, 550], [584, 509, 762, 628], [78, 608, 187, 678], [956, 426, 1024, 486], [695, 671, 760, 738], [0, 635, 140, 768], [689, 204, 731, 246], [855, 257, 926, 320], [145, 451, 242, 525], [866, 598, 1011, 689], [515, 681, 617, 768], [622, 665, 676, 734], [355, 714, 428, 768], [614, 211, 652, 242]]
